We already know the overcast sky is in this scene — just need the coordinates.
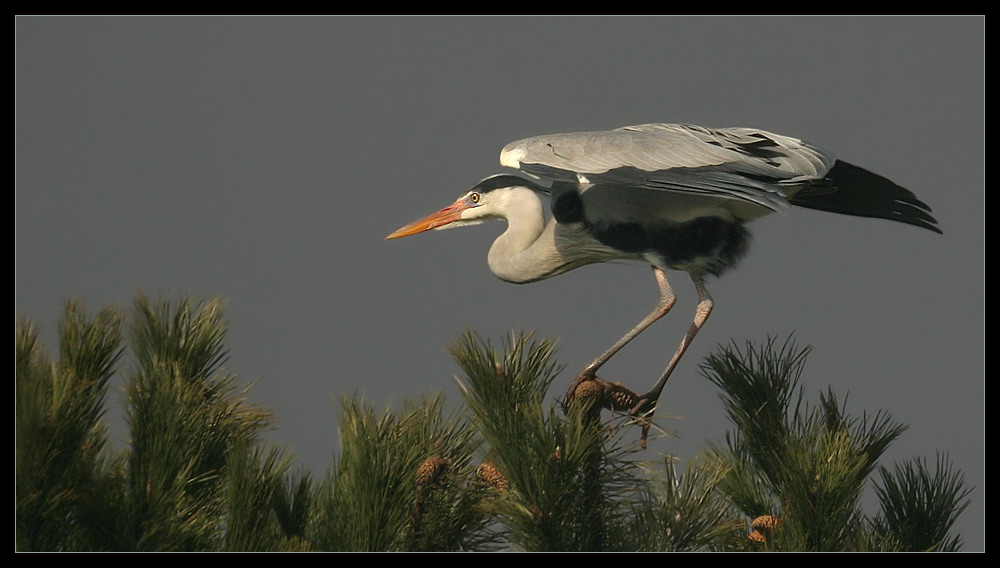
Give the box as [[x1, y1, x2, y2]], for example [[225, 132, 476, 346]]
[[15, 16, 984, 550]]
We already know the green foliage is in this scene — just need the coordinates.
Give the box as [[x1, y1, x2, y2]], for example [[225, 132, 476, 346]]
[[310, 393, 495, 551], [222, 444, 303, 551], [130, 292, 230, 380], [450, 331, 644, 551], [16, 298, 972, 552], [700, 337, 970, 551], [16, 294, 281, 551], [270, 465, 314, 549], [872, 454, 972, 551], [120, 294, 274, 550], [625, 457, 746, 551], [16, 301, 123, 551]]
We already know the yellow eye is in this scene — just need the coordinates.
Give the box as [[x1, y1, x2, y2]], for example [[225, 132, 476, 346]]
[[470, 192, 481, 204]]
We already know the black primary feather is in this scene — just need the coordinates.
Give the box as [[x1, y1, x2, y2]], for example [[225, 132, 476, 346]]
[[790, 160, 941, 234]]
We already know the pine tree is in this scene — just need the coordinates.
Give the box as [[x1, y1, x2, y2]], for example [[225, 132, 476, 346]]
[[308, 393, 497, 551], [16, 294, 287, 551], [15, 294, 972, 551], [699, 337, 972, 551], [450, 331, 643, 551], [16, 300, 123, 551]]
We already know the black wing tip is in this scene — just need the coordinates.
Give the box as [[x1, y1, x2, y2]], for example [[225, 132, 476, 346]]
[[791, 160, 942, 234]]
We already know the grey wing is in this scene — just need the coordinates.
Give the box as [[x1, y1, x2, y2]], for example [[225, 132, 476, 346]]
[[499, 123, 837, 213]]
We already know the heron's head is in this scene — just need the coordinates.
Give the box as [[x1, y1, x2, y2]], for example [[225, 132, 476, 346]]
[[386, 175, 545, 239]]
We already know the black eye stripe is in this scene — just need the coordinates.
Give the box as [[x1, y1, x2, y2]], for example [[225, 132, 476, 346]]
[[470, 174, 546, 194]]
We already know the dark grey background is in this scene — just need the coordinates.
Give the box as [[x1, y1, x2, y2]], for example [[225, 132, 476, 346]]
[[15, 17, 984, 550]]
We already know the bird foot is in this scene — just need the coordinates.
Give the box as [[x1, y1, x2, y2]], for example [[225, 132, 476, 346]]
[[628, 395, 659, 449], [564, 373, 658, 445], [628, 394, 658, 420], [564, 371, 640, 413], [564, 372, 663, 449]]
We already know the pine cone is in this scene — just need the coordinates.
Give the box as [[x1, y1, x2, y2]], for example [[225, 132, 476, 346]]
[[572, 378, 604, 406], [416, 454, 449, 485], [748, 515, 781, 543], [608, 384, 638, 411], [752, 515, 780, 531], [476, 460, 509, 491]]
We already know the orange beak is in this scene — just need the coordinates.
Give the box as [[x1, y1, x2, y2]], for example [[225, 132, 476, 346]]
[[386, 197, 472, 239]]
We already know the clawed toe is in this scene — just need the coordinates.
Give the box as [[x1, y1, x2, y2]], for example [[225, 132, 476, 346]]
[[629, 395, 656, 418], [565, 373, 642, 414], [563, 371, 666, 449]]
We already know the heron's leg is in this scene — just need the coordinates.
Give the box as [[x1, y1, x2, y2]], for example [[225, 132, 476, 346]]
[[564, 267, 676, 407], [583, 267, 677, 378], [631, 273, 713, 419]]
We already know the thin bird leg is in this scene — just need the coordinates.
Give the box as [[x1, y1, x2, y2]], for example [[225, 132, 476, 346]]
[[564, 267, 676, 408], [631, 273, 714, 420]]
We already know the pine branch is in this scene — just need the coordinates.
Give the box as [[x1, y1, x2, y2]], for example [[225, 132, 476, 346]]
[[450, 331, 641, 551], [16, 302, 123, 551], [626, 457, 745, 551], [223, 443, 298, 551], [309, 393, 494, 551], [700, 335, 917, 551], [130, 292, 230, 380], [271, 467, 314, 548], [121, 293, 273, 550], [872, 454, 972, 551]]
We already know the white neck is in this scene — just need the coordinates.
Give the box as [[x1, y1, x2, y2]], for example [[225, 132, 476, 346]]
[[485, 187, 565, 283]]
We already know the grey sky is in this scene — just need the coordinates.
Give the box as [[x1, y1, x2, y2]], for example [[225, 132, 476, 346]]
[[15, 16, 984, 550]]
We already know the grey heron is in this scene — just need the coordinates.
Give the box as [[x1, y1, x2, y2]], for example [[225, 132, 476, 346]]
[[386, 123, 940, 444]]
